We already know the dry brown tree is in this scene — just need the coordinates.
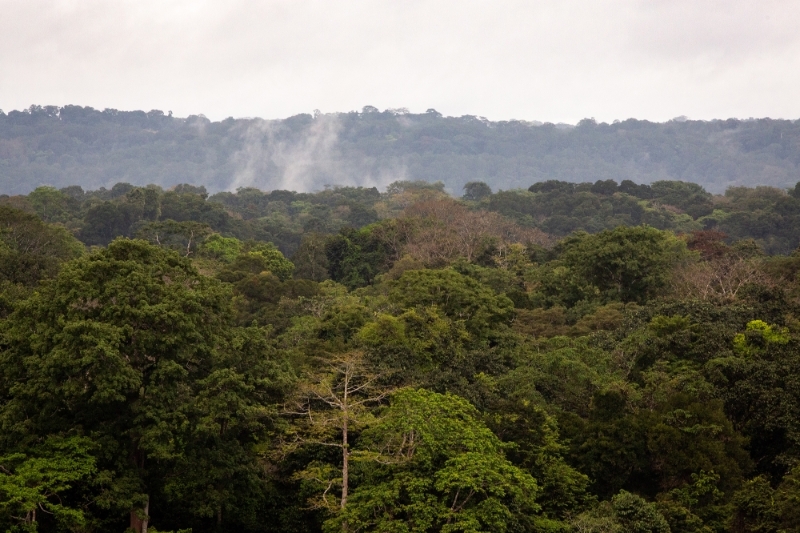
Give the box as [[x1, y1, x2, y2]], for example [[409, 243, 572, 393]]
[[673, 233, 773, 301], [401, 199, 550, 266]]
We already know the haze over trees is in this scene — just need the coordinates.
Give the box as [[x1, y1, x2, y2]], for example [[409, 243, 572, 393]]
[[2, 105, 800, 196]]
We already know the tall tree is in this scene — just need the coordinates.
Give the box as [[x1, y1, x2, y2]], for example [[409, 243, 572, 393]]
[[0, 239, 234, 532], [284, 352, 392, 511]]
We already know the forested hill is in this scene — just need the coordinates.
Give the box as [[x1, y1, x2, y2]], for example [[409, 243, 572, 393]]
[[2, 104, 800, 195]]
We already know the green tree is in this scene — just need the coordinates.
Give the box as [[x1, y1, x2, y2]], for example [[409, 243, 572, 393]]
[[293, 233, 331, 282], [357, 306, 471, 391], [611, 490, 670, 533], [26, 186, 77, 224], [246, 242, 295, 281], [570, 491, 670, 533], [198, 234, 243, 263], [656, 470, 727, 533], [388, 268, 514, 339], [0, 206, 84, 288], [329, 389, 542, 533], [161, 326, 289, 532], [159, 191, 230, 232], [730, 476, 779, 533], [732, 320, 790, 356], [0, 239, 234, 532], [0, 436, 95, 532], [462, 182, 492, 202], [80, 193, 160, 245], [775, 465, 800, 531], [558, 225, 689, 304], [325, 227, 389, 289], [728, 467, 800, 531], [485, 396, 592, 520], [708, 331, 800, 480]]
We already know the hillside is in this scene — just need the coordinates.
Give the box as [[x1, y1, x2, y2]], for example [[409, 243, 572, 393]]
[[1, 104, 800, 195]]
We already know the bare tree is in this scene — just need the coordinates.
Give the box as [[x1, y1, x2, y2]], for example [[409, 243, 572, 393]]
[[283, 352, 392, 510], [402, 199, 550, 265], [672, 252, 772, 302]]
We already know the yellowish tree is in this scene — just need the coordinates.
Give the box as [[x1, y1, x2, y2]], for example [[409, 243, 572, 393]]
[[284, 352, 392, 510]]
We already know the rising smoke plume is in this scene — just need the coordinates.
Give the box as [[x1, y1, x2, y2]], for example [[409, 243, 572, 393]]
[[229, 112, 407, 193]]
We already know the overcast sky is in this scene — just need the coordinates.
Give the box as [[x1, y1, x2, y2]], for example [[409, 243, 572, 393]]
[[2, 0, 799, 123]]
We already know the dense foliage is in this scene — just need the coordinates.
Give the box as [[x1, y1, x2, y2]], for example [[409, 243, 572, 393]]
[[3, 105, 800, 196], [2, 179, 800, 532]]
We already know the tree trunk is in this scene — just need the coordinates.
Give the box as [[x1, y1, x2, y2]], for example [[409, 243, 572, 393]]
[[129, 443, 149, 533], [341, 418, 349, 508], [130, 495, 149, 533]]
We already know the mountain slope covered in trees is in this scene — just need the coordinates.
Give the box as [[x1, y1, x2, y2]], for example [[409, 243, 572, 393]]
[[2, 104, 800, 195]]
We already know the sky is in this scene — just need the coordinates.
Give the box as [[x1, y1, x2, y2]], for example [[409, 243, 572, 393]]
[[1, 0, 799, 123]]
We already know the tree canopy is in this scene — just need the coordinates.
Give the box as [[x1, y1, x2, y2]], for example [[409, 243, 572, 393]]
[[1, 177, 800, 532]]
